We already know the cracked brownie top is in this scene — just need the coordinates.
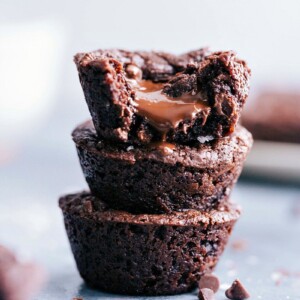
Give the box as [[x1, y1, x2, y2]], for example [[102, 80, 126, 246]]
[[74, 48, 251, 146]]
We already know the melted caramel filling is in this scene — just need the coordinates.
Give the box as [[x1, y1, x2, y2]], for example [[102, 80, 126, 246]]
[[129, 79, 209, 133]]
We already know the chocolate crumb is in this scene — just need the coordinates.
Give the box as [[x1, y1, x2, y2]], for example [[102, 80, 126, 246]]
[[83, 200, 93, 213], [225, 279, 250, 300], [198, 273, 220, 293], [198, 288, 215, 300]]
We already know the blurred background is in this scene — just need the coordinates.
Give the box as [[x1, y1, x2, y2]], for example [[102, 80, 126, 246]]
[[1, 1, 300, 299], [1, 0, 300, 182]]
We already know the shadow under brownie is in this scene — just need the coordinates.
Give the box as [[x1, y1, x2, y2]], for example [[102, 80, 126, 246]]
[[72, 120, 252, 214], [59, 191, 240, 296]]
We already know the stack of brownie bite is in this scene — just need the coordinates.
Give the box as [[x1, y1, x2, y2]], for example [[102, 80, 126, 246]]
[[59, 48, 253, 295]]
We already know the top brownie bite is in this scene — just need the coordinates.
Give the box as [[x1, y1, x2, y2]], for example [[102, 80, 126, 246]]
[[74, 48, 251, 145]]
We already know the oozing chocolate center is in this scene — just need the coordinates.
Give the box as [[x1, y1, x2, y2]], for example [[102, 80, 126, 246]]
[[129, 79, 209, 133]]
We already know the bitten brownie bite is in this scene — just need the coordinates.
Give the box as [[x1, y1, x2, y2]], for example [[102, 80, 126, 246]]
[[72, 120, 252, 214], [59, 192, 240, 296], [74, 49, 251, 145]]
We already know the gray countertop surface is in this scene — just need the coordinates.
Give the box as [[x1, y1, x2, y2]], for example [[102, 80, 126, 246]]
[[1, 143, 300, 300]]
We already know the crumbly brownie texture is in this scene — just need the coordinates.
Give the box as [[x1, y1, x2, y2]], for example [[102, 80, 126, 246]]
[[74, 48, 251, 145], [0, 245, 45, 300], [59, 192, 240, 295], [72, 121, 252, 214], [242, 92, 300, 143]]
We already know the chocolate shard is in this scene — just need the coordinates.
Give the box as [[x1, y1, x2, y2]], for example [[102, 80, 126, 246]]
[[198, 288, 215, 300], [225, 279, 250, 300], [74, 48, 251, 145], [198, 273, 220, 293]]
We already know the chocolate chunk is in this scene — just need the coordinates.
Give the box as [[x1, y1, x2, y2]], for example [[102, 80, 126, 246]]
[[198, 273, 220, 293], [225, 279, 250, 300], [74, 48, 251, 145], [198, 288, 215, 300]]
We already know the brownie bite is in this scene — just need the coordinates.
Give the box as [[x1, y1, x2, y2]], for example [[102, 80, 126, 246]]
[[243, 91, 300, 143], [58, 46, 252, 296], [59, 192, 240, 296], [0, 245, 45, 300], [72, 120, 252, 214], [74, 49, 251, 145]]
